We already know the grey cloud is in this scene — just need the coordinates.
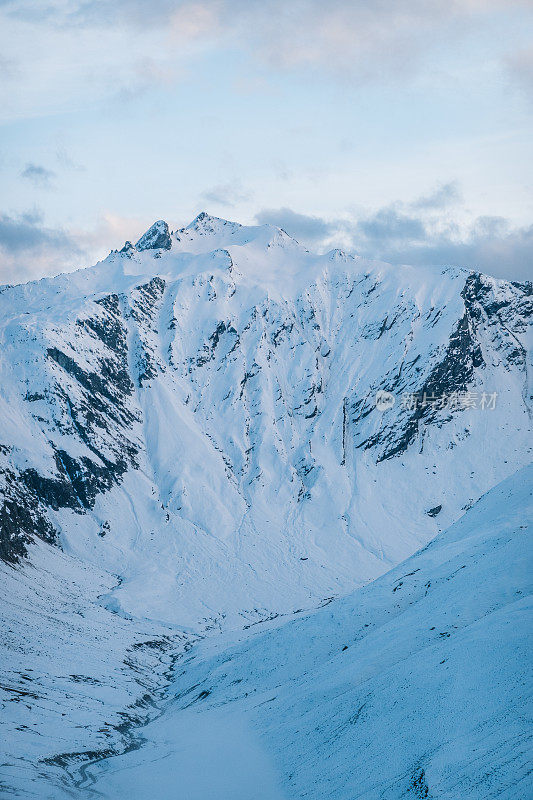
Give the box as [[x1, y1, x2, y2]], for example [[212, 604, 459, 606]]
[[469, 215, 510, 238], [356, 208, 533, 281], [411, 182, 462, 210], [256, 195, 532, 282], [20, 162, 56, 188], [255, 208, 334, 243], [377, 225, 533, 282], [356, 208, 426, 244], [0, 210, 69, 252], [0, 210, 81, 284]]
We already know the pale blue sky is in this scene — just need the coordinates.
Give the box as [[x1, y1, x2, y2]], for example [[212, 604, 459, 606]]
[[0, 0, 532, 282]]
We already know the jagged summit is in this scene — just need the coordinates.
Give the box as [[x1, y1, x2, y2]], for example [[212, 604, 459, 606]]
[[135, 219, 172, 251], [184, 211, 242, 232], [124, 213, 301, 261], [119, 240, 135, 255], [170, 212, 280, 257]]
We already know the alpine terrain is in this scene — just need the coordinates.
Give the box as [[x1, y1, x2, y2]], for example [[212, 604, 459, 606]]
[[0, 213, 531, 799]]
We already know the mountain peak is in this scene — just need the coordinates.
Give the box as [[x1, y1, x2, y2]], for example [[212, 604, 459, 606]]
[[186, 212, 242, 232], [190, 211, 211, 225], [135, 220, 172, 251]]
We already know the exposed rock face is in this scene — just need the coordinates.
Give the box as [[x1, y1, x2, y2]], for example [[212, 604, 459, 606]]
[[0, 286, 140, 562], [135, 220, 172, 251]]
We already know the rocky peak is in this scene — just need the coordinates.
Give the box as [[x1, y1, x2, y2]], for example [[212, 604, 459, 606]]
[[185, 212, 242, 233], [135, 220, 172, 251], [119, 240, 135, 257]]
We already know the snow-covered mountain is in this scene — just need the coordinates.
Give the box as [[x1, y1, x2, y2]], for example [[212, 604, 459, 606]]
[[0, 213, 531, 797], [1, 213, 531, 620]]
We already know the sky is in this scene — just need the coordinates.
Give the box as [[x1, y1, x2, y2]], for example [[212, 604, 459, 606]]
[[0, 0, 532, 284]]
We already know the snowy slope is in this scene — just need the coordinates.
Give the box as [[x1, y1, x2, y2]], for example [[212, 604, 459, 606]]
[[83, 465, 533, 800], [0, 540, 193, 798]]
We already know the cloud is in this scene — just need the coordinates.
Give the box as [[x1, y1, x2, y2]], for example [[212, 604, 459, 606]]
[[20, 162, 56, 188], [356, 208, 426, 243], [0, 208, 158, 285], [356, 213, 533, 281], [78, 0, 533, 83], [255, 187, 533, 281], [256, 208, 332, 243], [2, 0, 531, 100], [200, 182, 252, 208], [411, 182, 462, 210], [0, 210, 81, 283], [0, 210, 70, 253]]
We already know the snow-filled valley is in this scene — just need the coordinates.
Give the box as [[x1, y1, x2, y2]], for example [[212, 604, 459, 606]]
[[80, 465, 533, 800], [0, 214, 531, 798]]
